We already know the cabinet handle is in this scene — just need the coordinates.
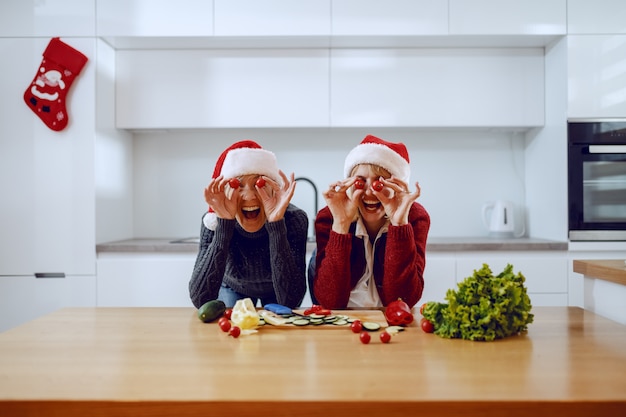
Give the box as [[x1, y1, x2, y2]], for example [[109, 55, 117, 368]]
[[34, 273, 65, 278]]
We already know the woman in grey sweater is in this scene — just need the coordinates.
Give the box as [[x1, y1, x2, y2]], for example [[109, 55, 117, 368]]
[[189, 140, 308, 309]]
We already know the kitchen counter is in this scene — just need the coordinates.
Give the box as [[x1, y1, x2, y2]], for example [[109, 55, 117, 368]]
[[573, 259, 626, 325], [96, 236, 568, 253], [1, 307, 624, 417], [573, 259, 626, 286]]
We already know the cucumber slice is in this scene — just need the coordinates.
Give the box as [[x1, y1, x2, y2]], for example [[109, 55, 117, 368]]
[[386, 326, 405, 335], [292, 318, 310, 326], [333, 319, 348, 326], [362, 322, 381, 331]]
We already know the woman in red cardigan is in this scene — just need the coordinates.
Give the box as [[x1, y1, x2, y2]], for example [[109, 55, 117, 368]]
[[310, 135, 430, 309]]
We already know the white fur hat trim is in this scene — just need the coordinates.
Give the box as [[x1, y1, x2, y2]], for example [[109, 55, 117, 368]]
[[344, 142, 410, 183], [220, 148, 281, 184]]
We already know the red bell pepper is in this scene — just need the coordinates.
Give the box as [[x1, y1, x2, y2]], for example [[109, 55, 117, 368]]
[[385, 298, 414, 326]]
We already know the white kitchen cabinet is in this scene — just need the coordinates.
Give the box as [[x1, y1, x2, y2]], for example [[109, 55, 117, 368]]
[[331, 0, 447, 36], [0, 275, 96, 333], [0, 0, 95, 37], [567, 0, 626, 34], [567, 35, 626, 119], [449, 0, 566, 35], [115, 49, 330, 129], [420, 255, 457, 305], [455, 253, 568, 306], [330, 48, 544, 128], [214, 0, 330, 36], [97, 0, 213, 37], [97, 253, 196, 307], [0, 38, 96, 276]]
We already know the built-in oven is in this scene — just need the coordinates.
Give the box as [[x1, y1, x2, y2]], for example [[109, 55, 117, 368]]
[[568, 120, 626, 241]]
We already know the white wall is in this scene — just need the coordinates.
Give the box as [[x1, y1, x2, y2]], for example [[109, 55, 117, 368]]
[[130, 128, 527, 239]]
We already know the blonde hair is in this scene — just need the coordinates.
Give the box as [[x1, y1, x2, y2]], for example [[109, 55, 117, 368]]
[[350, 163, 391, 178]]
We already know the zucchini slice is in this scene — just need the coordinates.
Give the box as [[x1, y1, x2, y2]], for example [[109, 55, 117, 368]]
[[362, 322, 381, 331]]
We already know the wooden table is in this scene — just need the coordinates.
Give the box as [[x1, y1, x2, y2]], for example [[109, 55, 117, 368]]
[[1, 307, 625, 417]]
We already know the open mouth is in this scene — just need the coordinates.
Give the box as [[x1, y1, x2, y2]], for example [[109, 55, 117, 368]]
[[363, 199, 382, 212], [242, 205, 261, 219]]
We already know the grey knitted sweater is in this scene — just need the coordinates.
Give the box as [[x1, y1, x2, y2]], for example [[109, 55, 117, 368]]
[[189, 204, 308, 309]]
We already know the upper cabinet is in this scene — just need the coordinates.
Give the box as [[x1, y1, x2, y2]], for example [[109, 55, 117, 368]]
[[567, 35, 626, 119], [116, 49, 330, 129], [449, 0, 566, 35], [214, 0, 330, 36], [97, 0, 213, 36], [0, 0, 95, 37], [93, 0, 575, 128], [331, 0, 447, 36], [567, 0, 626, 34], [331, 48, 544, 128], [567, 1, 626, 118]]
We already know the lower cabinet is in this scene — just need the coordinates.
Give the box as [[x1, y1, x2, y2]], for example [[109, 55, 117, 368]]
[[97, 253, 196, 307], [423, 251, 569, 308], [0, 275, 96, 333], [421, 255, 457, 305]]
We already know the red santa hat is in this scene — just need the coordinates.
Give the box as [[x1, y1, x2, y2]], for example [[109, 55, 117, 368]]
[[343, 135, 411, 183], [212, 140, 281, 183], [204, 140, 280, 230]]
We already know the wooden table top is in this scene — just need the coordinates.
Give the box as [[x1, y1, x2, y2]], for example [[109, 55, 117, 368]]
[[573, 259, 626, 286], [0, 307, 625, 417]]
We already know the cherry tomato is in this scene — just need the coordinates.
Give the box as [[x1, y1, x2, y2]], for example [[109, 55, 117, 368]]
[[350, 320, 363, 333], [228, 178, 240, 189], [379, 331, 391, 343], [218, 317, 231, 333], [229, 326, 241, 338], [224, 309, 233, 320], [354, 179, 365, 190], [419, 303, 428, 316], [420, 317, 434, 333], [359, 331, 371, 344], [304, 305, 331, 316], [255, 177, 266, 188], [372, 180, 384, 192]]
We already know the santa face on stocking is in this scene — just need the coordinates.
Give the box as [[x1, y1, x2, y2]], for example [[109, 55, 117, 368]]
[[24, 38, 88, 131]]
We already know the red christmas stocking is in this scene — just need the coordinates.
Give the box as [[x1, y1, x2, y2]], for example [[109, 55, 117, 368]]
[[24, 37, 88, 131]]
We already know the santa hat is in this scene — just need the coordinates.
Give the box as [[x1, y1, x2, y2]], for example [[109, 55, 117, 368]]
[[343, 135, 411, 183], [204, 140, 280, 230], [213, 140, 280, 183]]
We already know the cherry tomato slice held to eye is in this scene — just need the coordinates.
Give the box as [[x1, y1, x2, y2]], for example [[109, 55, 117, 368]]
[[354, 179, 365, 190], [359, 331, 371, 344], [372, 180, 384, 192], [255, 177, 266, 188], [228, 178, 241, 189]]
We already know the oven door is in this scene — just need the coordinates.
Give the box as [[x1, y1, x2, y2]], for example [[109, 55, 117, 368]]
[[568, 143, 626, 240]]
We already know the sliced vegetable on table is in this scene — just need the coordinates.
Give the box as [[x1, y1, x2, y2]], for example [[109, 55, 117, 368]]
[[384, 298, 414, 326], [230, 298, 261, 330]]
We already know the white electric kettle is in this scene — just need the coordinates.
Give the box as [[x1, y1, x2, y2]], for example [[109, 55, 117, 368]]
[[482, 200, 525, 238]]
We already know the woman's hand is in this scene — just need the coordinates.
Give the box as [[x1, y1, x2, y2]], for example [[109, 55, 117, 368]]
[[323, 177, 361, 234], [204, 175, 238, 220], [258, 170, 296, 223], [374, 177, 421, 226]]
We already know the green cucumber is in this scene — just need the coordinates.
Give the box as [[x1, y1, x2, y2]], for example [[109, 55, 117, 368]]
[[197, 299, 226, 323]]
